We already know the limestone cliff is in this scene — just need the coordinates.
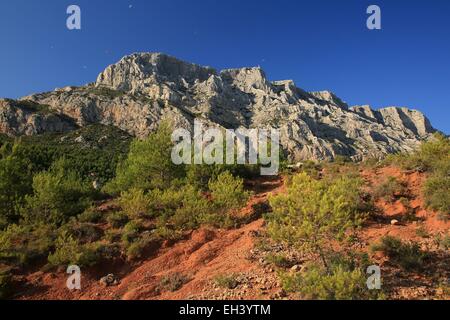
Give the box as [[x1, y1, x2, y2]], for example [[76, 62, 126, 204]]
[[0, 52, 437, 161]]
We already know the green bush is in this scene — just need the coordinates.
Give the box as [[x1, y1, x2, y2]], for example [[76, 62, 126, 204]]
[[0, 269, 12, 300], [77, 207, 103, 223], [371, 236, 427, 271], [125, 235, 155, 260], [121, 221, 142, 245], [0, 152, 33, 223], [105, 229, 122, 243], [213, 274, 239, 289], [333, 155, 352, 165], [435, 234, 450, 251], [415, 133, 449, 172], [88, 86, 125, 99], [104, 122, 185, 193], [280, 263, 379, 300], [186, 164, 222, 191], [119, 188, 151, 219], [296, 160, 322, 179], [267, 172, 366, 270], [209, 171, 250, 213], [0, 223, 54, 265], [159, 272, 189, 292], [385, 134, 449, 219], [94, 243, 121, 261], [65, 221, 103, 243], [47, 231, 81, 266], [147, 187, 186, 214], [374, 176, 407, 203], [107, 211, 129, 228], [153, 224, 183, 242], [146, 185, 212, 232], [22, 158, 93, 225], [415, 225, 429, 238], [423, 173, 449, 220], [47, 231, 99, 267], [387, 133, 449, 172], [148, 185, 228, 232], [171, 187, 210, 230], [266, 253, 295, 268]]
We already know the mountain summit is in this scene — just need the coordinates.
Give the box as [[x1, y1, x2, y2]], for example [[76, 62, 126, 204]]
[[0, 52, 436, 161]]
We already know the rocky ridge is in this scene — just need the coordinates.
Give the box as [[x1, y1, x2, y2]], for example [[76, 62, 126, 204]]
[[0, 52, 436, 161]]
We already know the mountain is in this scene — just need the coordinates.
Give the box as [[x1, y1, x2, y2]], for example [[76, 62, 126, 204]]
[[0, 52, 436, 161]]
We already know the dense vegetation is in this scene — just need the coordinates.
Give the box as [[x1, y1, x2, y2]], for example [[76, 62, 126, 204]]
[[0, 123, 254, 299]]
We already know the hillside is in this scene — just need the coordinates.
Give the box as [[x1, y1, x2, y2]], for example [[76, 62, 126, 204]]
[[9, 164, 449, 300]]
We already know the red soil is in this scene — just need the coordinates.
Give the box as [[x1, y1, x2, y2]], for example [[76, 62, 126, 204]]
[[13, 168, 449, 300]]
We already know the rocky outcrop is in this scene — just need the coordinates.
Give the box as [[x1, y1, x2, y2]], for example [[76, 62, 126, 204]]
[[0, 52, 437, 161], [0, 99, 77, 136]]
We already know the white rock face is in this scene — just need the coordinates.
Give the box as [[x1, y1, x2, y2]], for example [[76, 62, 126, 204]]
[[0, 99, 77, 136], [0, 52, 437, 161]]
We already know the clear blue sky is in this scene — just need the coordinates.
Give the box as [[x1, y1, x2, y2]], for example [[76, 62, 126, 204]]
[[0, 0, 449, 133]]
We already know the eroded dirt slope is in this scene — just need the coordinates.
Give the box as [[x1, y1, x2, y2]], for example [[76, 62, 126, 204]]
[[14, 168, 449, 300]]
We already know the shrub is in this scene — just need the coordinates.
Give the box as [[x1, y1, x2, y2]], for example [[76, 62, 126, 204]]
[[0, 223, 54, 265], [48, 231, 99, 267], [65, 221, 103, 243], [104, 229, 122, 243], [77, 207, 103, 223], [186, 164, 222, 191], [147, 186, 186, 215], [121, 221, 142, 245], [416, 133, 449, 172], [153, 224, 183, 242], [119, 188, 151, 219], [47, 231, 82, 266], [159, 273, 189, 292], [423, 173, 449, 220], [107, 211, 129, 228], [126, 240, 146, 260], [22, 158, 93, 225], [147, 185, 212, 231], [387, 133, 449, 172], [299, 160, 322, 179], [435, 234, 450, 251], [415, 225, 429, 238], [88, 86, 125, 99], [371, 236, 427, 271], [280, 263, 378, 300], [374, 176, 407, 203], [333, 155, 352, 165], [208, 171, 250, 213], [125, 235, 155, 260], [93, 243, 121, 261], [0, 152, 33, 223], [266, 253, 295, 268], [213, 274, 239, 289], [104, 122, 185, 193], [267, 172, 366, 270], [171, 187, 210, 230], [0, 269, 12, 300], [148, 182, 241, 232]]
